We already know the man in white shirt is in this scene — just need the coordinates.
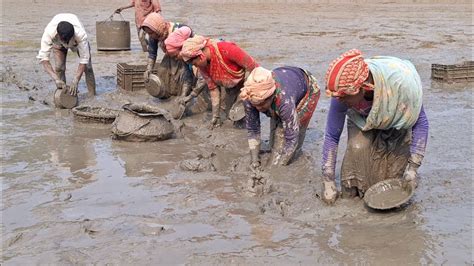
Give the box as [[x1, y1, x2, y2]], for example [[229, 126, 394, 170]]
[[37, 13, 96, 97]]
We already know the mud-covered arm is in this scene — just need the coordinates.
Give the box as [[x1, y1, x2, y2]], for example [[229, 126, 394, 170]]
[[74, 38, 90, 83], [190, 74, 207, 97], [41, 61, 61, 82], [199, 67, 220, 125], [73, 64, 87, 83], [277, 94, 300, 165], [244, 100, 261, 165], [409, 105, 429, 166], [179, 64, 194, 97], [321, 98, 348, 181], [186, 67, 207, 98], [196, 66, 220, 121]]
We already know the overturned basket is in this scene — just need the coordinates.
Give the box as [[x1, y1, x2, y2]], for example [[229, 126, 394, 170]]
[[111, 103, 174, 142], [72, 106, 119, 123]]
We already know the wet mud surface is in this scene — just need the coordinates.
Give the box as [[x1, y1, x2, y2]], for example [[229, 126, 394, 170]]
[[1, 0, 473, 264]]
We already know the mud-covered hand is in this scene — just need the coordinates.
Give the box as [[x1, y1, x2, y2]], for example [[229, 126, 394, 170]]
[[322, 180, 338, 205], [250, 160, 261, 173], [249, 147, 261, 172], [144, 58, 155, 83], [208, 101, 222, 129], [179, 94, 194, 105], [271, 151, 282, 166], [68, 78, 79, 96], [403, 164, 419, 189], [55, 79, 66, 90], [208, 116, 222, 129], [403, 154, 423, 189], [279, 152, 292, 166], [143, 70, 151, 83]]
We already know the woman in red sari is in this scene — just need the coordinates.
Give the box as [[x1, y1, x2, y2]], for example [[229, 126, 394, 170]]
[[180, 35, 259, 128]]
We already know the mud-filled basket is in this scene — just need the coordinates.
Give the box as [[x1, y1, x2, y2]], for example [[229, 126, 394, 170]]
[[364, 178, 415, 210], [72, 105, 119, 123], [111, 103, 174, 142]]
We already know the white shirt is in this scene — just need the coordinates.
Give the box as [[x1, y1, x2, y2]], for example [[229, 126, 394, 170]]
[[37, 13, 90, 64]]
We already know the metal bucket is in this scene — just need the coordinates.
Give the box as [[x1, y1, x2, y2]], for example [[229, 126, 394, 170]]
[[96, 14, 131, 51]]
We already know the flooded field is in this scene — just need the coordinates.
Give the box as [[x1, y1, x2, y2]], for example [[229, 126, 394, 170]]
[[1, 0, 472, 264]]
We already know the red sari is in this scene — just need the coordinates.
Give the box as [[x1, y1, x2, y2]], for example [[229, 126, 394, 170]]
[[199, 41, 258, 90]]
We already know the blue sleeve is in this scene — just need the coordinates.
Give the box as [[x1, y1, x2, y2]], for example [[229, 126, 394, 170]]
[[148, 38, 159, 60], [321, 98, 348, 180], [244, 100, 260, 140], [410, 105, 429, 156], [277, 93, 299, 155]]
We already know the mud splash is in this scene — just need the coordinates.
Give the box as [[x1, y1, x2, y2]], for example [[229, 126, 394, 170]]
[[1, 0, 473, 264]]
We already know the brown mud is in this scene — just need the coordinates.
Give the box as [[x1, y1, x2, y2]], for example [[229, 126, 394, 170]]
[[1, 0, 473, 264]]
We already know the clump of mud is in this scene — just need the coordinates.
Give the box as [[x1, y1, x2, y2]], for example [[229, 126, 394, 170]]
[[179, 152, 217, 172], [259, 195, 292, 217], [244, 170, 273, 197], [1, 66, 40, 92]]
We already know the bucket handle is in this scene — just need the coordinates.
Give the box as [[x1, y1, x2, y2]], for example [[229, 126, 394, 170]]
[[99, 12, 126, 23]]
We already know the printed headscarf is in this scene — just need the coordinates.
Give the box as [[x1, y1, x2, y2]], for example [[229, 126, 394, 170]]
[[180, 35, 208, 61], [164, 27, 192, 54], [325, 49, 370, 97], [240, 67, 276, 105], [141, 12, 168, 38]]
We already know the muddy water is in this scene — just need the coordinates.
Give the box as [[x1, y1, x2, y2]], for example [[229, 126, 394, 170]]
[[1, 0, 473, 264]]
